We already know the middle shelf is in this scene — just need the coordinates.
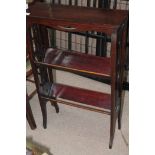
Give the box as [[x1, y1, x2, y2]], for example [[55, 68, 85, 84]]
[[35, 48, 111, 78]]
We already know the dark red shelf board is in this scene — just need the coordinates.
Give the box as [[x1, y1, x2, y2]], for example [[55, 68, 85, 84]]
[[50, 83, 111, 110], [42, 48, 111, 78], [28, 2, 128, 29]]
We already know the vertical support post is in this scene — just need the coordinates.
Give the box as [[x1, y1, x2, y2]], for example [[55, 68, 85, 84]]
[[87, 0, 91, 7], [49, 28, 56, 49], [68, 0, 73, 51], [85, 32, 89, 54], [98, 0, 110, 9], [58, 0, 61, 4], [96, 33, 107, 57], [68, 33, 72, 51], [75, 0, 78, 5], [69, 0, 72, 5], [96, 0, 110, 57], [118, 21, 128, 129], [93, 0, 97, 7], [109, 30, 118, 149], [113, 0, 117, 9]]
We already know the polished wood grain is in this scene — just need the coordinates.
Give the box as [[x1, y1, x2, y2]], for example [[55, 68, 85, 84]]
[[27, 2, 128, 34], [41, 83, 111, 110], [36, 48, 111, 78]]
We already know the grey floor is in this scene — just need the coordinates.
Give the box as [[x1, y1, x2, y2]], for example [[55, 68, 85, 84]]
[[26, 70, 129, 155]]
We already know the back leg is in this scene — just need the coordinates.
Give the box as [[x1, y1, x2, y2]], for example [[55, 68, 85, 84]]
[[118, 106, 122, 130], [26, 93, 37, 130], [50, 100, 59, 113]]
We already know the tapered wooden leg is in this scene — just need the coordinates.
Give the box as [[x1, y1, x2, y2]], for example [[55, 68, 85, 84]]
[[26, 101, 37, 130], [118, 106, 122, 130], [109, 135, 113, 149], [109, 125, 114, 148], [26, 93, 37, 130], [118, 93, 125, 130], [118, 22, 128, 129], [50, 100, 59, 113], [39, 97, 47, 129], [118, 117, 121, 130], [109, 112, 117, 149], [26, 111, 37, 130], [109, 124, 115, 148]]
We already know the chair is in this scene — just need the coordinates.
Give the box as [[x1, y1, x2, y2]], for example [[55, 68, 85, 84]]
[[26, 17, 60, 129], [26, 26, 60, 129]]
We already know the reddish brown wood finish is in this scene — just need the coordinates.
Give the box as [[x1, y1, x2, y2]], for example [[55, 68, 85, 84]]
[[109, 31, 117, 148], [45, 83, 111, 110], [26, 2, 128, 149], [39, 48, 111, 78], [27, 2, 128, 34]]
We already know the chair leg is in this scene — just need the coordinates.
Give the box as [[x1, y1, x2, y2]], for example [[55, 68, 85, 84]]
[[39, 97, 47, 129], [26, 93, 36, 130], [26, 113, 37, 130], [26, 102, 37, 130], [50, 100, 59, 113]]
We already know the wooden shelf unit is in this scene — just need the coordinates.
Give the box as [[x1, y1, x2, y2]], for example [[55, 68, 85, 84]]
[[27, 2, 128, 149]]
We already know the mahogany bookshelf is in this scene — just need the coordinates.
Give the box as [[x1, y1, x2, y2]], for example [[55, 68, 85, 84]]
[[27, 2, 128, 148]]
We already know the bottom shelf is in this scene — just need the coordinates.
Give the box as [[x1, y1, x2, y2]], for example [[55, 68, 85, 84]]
[[40, 83, 111, 112]]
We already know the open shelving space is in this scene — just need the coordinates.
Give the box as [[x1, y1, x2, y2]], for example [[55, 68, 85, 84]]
[[35, 48, 111, 78], [40, 83, 111, 114]]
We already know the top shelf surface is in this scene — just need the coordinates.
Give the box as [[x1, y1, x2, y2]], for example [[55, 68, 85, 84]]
[[27, 2, 128, 31]]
